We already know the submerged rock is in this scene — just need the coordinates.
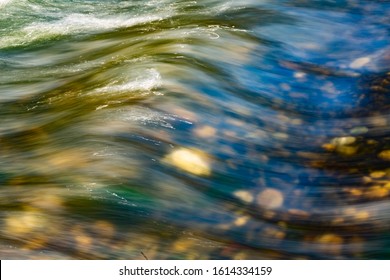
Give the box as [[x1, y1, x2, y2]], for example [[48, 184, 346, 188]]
[[256, 188, 284, 210], [163, 148, 211, 176]]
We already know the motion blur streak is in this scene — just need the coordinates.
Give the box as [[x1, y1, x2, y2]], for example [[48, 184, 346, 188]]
[[1, 0, 390, 259]]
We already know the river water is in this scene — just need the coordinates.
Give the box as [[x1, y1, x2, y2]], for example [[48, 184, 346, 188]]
[[1, 0, 390, 259]]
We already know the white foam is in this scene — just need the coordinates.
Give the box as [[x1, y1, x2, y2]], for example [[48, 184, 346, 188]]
[[0, 0, 13, 8], [25, 13, 164, 35], [0, 13, 169, 47], [92, 68, 162, 96]]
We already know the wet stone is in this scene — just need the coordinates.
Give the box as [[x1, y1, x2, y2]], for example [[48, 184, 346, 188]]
[[315, 233, 344, 255], [5, 211, 48, 236], [335, 145, 357, 156], [322, 143, 336, 152], [366, 186, 389, 198], [256, 188, 284, 210], [71, 225, 93, 251], [347, 188, 363, 197], [163, 148, 211, 176], [354, 211, 370, 221], [28, 193, 64, 211], [233, 190, 254, 204], [378, 150, 390, 160], [172, 239, 189, 252], [316, 234, 343, 244], [93, 220, 116, 239], [1, 0, 390, 261], [234, 216, 250, 227], [331, 136, 356, 146], [193, 125, 217, 139], [370, 171, 386, 178]]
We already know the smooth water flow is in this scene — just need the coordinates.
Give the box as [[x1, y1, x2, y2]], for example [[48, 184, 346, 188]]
[[1, 0, 390, 259]]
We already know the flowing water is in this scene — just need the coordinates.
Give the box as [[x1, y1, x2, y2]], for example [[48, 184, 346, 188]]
[[1, 0, 390, 259]]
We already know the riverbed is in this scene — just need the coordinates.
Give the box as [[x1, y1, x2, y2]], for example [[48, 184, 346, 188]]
[[1, 0, 390, 259]]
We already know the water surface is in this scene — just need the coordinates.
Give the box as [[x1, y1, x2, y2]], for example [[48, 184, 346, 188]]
[[1, 0, 390, 259]]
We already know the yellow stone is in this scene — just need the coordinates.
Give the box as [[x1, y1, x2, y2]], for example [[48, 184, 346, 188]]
[[30, 193, 64, 211], [355, 211, 370, 221], [172, 238, 195, 252], [163, 148, 211, 176], [322, 143, 336, 151], [370, 171, 386, 178], [40, 148, 91, 172], [316, 234, 343, 254], [366, 186, 389, 198], [326, 136, 358, 155], [362, 176, 373, 184], [336, 146, 357, 156], [193, 125, 216, 138], [234, 216, 249, 227], [72, 226, 93, 249], [75, 235, 92, 248], [233, 190, 254, 204], [378, 150, 390, 160], [331, 136, 356, 146], [94, 220, 115, 238], [348, 188, 363, 196], [274, 231, 286, 239], [316, 233, 343, 244], [233, 252, 248, 260], [5, 211, 47, 236], [256, 188, 284, 209]]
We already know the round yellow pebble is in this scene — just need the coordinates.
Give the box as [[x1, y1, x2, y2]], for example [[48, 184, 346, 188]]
[[163, 148, 211, 176], [378, 150, 390, 160]]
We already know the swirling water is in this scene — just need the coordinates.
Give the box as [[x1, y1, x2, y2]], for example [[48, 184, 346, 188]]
[[1, 0, 390, 259]]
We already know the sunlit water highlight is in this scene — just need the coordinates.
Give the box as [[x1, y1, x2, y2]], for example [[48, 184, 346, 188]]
[[1, 0, 390, 259]]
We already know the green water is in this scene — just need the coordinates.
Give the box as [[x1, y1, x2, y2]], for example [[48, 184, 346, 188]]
[[1, 0, 390, 259]]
